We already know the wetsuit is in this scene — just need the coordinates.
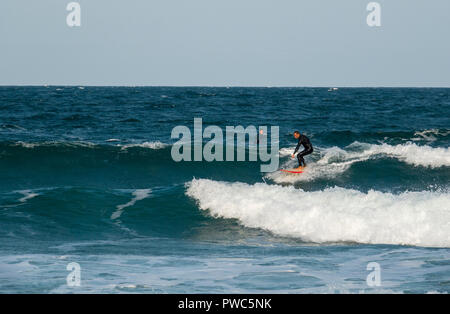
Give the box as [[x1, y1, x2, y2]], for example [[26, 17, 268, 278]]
[[294, 134, 313, 167]]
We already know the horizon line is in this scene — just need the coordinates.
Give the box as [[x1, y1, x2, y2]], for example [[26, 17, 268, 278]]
[[0, 84, 449, 88]]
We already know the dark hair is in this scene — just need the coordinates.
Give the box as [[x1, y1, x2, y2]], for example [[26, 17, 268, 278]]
[[294, 131, 300, 135]]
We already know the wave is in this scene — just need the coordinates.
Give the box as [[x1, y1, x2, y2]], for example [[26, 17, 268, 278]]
[[6, 140, 169, 150], [11, 141, 97, 149], [343, 142, 450, 167], [111, 189, 152, 220], [412, 129, 450, 143], [0, 141, 177, 189], [1, 124, 26, 131], [270, 142, 450, 183], [315, 129, 449, 146], [118, 141, 168, 150], [186, 179, 450, 248]]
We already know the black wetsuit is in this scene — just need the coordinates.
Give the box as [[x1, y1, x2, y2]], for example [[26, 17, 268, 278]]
[[294, 134, 313, 167]]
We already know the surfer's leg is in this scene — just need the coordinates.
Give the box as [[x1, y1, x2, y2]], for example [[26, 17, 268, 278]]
[[297, 148, 313, 167], [297, 153, 305, 167]]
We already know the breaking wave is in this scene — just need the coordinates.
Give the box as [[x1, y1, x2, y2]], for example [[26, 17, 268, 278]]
[[186, 179, 450, 248], [270, 142, 450, 183]]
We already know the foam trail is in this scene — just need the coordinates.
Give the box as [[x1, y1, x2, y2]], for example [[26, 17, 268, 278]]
[[186, 179, 450, 248], [17, 190, 39, 203], [111, 189, 152, 220]]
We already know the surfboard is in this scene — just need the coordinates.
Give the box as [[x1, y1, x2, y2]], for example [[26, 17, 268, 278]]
[[280, 169, 303, 174]]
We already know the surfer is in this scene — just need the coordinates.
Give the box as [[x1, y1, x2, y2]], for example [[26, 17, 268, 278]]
[[291, 131, 313, 169]]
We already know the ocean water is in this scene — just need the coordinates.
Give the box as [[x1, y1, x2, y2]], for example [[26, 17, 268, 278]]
[[0, 86, 449, 293]]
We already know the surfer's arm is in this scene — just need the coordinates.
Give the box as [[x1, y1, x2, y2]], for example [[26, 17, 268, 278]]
[[293, 141, 302, 154]]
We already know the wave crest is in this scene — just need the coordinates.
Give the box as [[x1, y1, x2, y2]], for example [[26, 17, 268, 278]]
[[186, 179, 450, 247], [271, 142, 450, 183], [118, 141, 168, 150]]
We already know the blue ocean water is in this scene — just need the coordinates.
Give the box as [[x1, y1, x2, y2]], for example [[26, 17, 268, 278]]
[[0, 86, 449, 293]]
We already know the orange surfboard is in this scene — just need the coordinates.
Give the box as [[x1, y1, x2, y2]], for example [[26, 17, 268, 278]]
[[280, 169, 303, 174]]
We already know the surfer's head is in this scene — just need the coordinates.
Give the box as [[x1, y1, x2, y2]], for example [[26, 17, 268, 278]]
[[293, 131, 300, 139]]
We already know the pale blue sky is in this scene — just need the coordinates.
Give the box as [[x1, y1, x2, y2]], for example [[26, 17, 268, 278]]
[[1, 0, 449, 86]]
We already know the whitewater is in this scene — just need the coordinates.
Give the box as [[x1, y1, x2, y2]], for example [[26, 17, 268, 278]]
[[271, 141, 450, 183], [187, 179, 450, 247]]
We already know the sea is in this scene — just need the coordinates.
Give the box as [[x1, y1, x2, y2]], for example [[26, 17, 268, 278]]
[[0, 86, 449, 293]]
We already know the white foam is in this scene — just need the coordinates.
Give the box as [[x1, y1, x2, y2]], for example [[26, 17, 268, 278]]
[[269, 142, 450, 183], [16, 190, 39, 203], [352, 142, 450, 167], [412, 129, 449, 142], [13, 141, 96, 149], [111, 189, 152, 220], [186, 179, 450, 248], [119, 141, 168, 150], [14, 141, 38, 149]]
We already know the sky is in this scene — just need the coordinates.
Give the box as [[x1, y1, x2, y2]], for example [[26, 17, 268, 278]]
[[0, 0, 449, 87]]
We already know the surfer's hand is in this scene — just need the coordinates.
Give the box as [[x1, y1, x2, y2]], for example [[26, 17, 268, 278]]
[[291, 154, 295, 158]]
